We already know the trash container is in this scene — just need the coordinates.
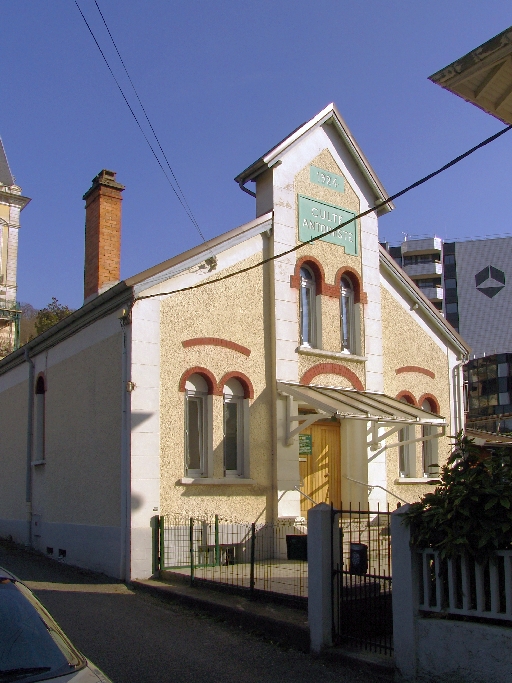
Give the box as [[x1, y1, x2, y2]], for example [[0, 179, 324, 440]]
[[349, 543, 368, 575], [286, 534, 307, 561]]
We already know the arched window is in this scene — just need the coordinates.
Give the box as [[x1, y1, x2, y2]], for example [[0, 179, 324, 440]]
[[223, 378, 246, 477], [300, 266, 316, 347], [398, 395, 415, 478], [35, 376, 46, 462], [185, 373, 209, 477], [340, 277, 355, 353], [421, 399, 439, 477]]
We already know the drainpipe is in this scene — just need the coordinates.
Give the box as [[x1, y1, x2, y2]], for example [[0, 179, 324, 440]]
[[119, 307, 132, 581], [452, 359, 467, 434], [24, 347, 35, 546]]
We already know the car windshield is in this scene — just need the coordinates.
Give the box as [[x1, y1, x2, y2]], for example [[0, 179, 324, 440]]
[[0, 579, 84, 682]]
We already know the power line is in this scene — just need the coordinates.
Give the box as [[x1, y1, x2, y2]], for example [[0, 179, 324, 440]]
[[136, 122, 512, 301], [74, 1, 206, 242], [92, 0, 205, 241]]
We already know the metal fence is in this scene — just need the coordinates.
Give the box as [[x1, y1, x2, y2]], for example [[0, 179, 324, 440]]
[[333, 504, 393, 655], [158, 514, 308, 604]]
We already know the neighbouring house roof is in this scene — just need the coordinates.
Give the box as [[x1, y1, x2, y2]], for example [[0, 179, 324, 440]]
[[234, 103, 395, 216], [429, 26, 512, 126], [0, 138, 14, 187], [379, 245, 471, 358]]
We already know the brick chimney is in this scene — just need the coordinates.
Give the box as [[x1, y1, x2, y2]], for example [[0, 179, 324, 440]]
[[83, 169, 125, 303]]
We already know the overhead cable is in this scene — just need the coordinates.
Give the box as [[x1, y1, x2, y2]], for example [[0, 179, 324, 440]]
[[74, 1, 206, 242], [136, 122, 512, 301]]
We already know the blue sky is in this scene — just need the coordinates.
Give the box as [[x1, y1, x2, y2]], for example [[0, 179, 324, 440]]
[[3, 1, 512, 309]]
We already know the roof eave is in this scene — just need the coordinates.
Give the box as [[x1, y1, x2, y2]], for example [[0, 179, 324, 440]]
[[235, 103, 394, 216]]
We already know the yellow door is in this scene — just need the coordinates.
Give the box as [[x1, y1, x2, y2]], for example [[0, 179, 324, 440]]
[[299, 422, 341, 515]]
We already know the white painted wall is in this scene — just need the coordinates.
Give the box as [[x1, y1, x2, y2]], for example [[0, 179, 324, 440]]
[[129, 297, 161, 579]]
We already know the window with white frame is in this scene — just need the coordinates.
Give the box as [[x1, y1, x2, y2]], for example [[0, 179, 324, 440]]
[[34, 376, 46, 462], [223, 378, 246, 477], [300, 266, 316, 347], [421, 399, 439, 477], [340, 276, 355, 353], [185, 374, 209, 477]]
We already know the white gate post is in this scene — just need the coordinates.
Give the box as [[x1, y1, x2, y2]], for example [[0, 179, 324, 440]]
[[391, 504, 418, 681], [308, 502, 340, 653]]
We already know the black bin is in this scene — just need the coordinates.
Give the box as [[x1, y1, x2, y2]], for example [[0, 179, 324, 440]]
[[349, 543, 368, 575], [286, 534, 307, 561]]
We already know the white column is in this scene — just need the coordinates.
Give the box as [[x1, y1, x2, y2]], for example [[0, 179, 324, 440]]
[[308, 502, 340, 652], [391, 504, 418, 681]]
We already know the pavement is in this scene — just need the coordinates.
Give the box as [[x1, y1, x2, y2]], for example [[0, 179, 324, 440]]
[[0, 538, 394, 683]]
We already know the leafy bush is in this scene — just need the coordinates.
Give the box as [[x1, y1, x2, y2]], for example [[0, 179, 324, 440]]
[[403, 432, 512, 563]]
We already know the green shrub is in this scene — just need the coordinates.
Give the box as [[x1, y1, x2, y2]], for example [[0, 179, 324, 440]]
[[403, 432, 512, 563]]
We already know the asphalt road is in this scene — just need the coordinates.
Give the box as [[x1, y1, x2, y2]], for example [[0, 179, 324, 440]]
[[0, 540, 389, 683]]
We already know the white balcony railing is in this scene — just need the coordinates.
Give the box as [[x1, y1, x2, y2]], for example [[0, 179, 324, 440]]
[[403, 262, 443, 278], [417, 548, 512, 622], [401, 237, 443, 255], [417, 286, 443, 301]]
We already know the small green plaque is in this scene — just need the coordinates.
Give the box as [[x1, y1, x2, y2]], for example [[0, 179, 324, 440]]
[[298, 195, 357, 255], [310, 165, 344, 193], [299, 434, 313, 456]]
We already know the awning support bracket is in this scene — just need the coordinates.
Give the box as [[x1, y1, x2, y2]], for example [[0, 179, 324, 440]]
[[284, 394, 332, 446]]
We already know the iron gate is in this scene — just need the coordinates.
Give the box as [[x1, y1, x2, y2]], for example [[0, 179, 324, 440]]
[[332, 504, 393, 655]]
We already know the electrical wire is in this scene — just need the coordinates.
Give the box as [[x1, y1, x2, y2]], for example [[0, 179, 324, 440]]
[[74, 1, 206, 242], [92, 0, 205, 241], [135, 122, 512, 301]]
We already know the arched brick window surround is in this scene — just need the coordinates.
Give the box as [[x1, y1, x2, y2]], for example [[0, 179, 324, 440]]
[[418, 393, 440, 415], [396, 366, 435, 380], [35, 374, 46, 394], [179, 367, 220, 395], [334, 267, 367, 304], [395, 391, 418, 406], [182, 338, 251, 357], [290, 256, 328, 294], [218, 372, 254, 399], [300, 363, 364, 391]]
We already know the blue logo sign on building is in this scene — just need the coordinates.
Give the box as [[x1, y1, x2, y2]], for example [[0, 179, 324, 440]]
[[475, 265, 505, 299]]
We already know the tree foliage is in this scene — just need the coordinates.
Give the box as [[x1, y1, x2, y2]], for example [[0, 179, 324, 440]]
[[34, 298, 73, 336], [403, 432, 512, 563]]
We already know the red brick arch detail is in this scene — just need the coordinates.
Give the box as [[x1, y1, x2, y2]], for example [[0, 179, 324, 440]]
[[418, 393, 440, 415], [178, 367, 221, 395], [395, 391, 418, 407], [218, 372, 255, 399], [300, 363, 364, 391], [333, 267, 367, 304], [290, 256, 329, 295], [182, 337, 251, 357], [396, 366, 435, 380]]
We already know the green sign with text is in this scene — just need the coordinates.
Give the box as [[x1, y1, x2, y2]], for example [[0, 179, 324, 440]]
[[310, 165, 344, 193], [299, 434, 313, 456], [298, 195, 357, 255]]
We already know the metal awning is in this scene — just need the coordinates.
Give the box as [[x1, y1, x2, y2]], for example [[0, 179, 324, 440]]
[[277, 381, 447, 448]]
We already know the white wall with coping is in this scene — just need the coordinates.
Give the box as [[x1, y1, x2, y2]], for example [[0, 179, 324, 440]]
[[391, 505, 512, 683], [129, 297, 160, 579]]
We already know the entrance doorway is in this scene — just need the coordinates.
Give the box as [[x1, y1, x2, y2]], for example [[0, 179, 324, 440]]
[[299, 421, 341, 514]]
